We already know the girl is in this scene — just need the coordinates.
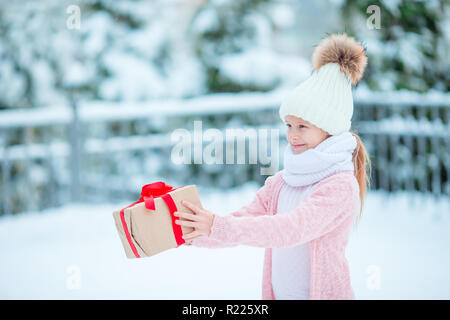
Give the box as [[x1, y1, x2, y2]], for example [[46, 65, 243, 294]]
[[173, 33, 372, 300]]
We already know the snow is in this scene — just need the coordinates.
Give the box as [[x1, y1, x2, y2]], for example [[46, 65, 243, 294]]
[[0, 57, 27, 107], [1, 0, 448, 110], [165, 48, 206, 99], [354, 86, 450, 107], [100, 51, 168, 101], [63, 61, 93, 88], [0, 183, 449, 299], [219, 48, 311, 89], [397, 33, 424, 73], [381, 0, 402, 16], [190, 6, 219, 34], [82, 11, 112, 57], [270, 3, 296, 29], [357, 114, 449, 137]]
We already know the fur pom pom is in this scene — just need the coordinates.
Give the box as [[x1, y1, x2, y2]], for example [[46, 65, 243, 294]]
[[312, 33, 367, 85]]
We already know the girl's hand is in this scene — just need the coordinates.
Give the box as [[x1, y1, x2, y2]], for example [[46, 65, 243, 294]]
[[174, 200, 216, 241]]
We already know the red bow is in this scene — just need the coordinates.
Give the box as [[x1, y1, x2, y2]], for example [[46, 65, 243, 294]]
[[140, 182, 175, 210]]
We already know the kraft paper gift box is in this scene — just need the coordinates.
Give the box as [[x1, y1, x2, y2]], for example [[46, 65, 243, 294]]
[[112, 182, 203, 259]]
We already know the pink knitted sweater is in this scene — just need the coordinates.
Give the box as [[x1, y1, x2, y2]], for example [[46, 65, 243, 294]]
[[190, 170, 360, 300]]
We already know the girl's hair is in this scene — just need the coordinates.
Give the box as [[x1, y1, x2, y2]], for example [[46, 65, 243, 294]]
[[350, 131, 372, 227]]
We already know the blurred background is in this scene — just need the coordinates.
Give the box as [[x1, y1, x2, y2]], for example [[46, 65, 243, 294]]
[[0, 0, 449, 299]]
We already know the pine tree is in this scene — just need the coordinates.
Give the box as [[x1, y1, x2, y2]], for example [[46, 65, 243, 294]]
[[188, 0, 279, 93], [340, 0, 449, 92]]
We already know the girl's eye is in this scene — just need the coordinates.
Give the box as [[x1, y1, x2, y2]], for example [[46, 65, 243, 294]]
[[286, 124, 307, 128]]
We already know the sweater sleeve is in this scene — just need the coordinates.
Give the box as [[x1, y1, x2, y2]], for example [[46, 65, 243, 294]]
[[187, 174, 276, 248], [206, 174, 358, 248]]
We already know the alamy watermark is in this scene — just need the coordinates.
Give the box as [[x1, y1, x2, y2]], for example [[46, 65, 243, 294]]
[[66, 265, 81, 290], [66, 5, 81, 30], [366, 5, 381, 30], [171, 121, 280, 175], [366, 264, 381, 291]]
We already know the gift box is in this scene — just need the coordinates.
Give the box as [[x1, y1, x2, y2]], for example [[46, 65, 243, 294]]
[[112, 182, 203, 259]]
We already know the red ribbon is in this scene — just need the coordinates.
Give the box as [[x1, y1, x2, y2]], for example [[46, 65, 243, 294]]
[[119, 182, 185, 258]]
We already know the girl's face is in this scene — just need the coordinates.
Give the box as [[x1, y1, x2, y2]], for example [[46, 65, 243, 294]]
[[285, 115, 331, 154]]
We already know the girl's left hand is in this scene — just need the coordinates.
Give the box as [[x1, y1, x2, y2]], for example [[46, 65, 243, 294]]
[[174, 200, 216, 241]]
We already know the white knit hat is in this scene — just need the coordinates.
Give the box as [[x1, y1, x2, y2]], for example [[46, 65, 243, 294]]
[[279, 33, 368, 136]]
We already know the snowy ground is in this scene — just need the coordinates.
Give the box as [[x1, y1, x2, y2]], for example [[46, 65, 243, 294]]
[[1, 183, 449, 300]]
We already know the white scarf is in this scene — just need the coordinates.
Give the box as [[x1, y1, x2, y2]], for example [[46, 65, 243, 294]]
[[282, 131, 357, 187]]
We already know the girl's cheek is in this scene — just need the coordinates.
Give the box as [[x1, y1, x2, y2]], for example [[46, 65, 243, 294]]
[[286, 128, 291, 138], [288, 129, 300, 138], [287, 132, 294, 141]]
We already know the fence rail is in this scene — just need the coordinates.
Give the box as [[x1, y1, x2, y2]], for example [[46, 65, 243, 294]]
[[1, 89, 449, 215]]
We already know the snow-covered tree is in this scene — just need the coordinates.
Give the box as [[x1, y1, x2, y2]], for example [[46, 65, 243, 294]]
[[189, 0, 312, 92], [0, 0, 316, 109], [340, 0, 450, 92]]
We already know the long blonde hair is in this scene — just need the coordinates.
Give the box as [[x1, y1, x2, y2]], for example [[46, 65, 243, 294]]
[[350, 131, 372, 227]]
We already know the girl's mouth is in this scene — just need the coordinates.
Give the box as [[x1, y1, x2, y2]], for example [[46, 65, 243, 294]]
[[292, 144, 305, 148]]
